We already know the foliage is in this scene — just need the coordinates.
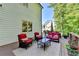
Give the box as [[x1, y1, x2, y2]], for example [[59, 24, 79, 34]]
[[50, 3, 79, 35], [65, 45, 78, 56]]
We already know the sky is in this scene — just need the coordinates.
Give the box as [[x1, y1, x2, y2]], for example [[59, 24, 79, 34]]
[[41, 3, 54, 25]]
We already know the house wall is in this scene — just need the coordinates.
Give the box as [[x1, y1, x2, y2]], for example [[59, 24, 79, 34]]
[[0, 3, 42, 46], [44, 21, 51, 31]]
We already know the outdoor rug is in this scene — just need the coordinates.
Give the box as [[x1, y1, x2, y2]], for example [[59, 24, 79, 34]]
[[13, 42, 60, 56]]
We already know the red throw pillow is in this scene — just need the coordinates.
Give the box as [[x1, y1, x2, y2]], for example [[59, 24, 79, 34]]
[[53, 35, 58, 39]]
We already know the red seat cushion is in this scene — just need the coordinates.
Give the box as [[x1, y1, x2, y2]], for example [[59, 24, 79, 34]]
[[21, 38, 28, 42], [24, 39, 32, 44]]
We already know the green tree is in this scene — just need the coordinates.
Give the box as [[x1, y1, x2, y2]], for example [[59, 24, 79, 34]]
[[50, 3, 79, 35]]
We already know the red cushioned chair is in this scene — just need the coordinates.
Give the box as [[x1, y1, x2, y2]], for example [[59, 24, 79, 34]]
[[34, 32, 42, 41], [18, 34, 33, 48]]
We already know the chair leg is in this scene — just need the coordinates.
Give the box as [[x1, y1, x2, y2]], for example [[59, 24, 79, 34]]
[[19, 43, 22, 48]]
